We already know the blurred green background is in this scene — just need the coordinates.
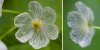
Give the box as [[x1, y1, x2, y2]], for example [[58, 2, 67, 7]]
[[63, 0, 100, 50], [0, 0, 62, 50]]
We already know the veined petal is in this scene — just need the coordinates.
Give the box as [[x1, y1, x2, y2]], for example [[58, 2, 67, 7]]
[[29, 30, 49, 49], [0, 41, 7, 50], [14, 12, 32, 27], [42, 24, 59, 40], [70, 28, 86, 43], [79, 28, 95, 48], [67, 11, 87, 28], [0, 0, 4, 17], [15, 27, 34, 43], [40, 7, 56, 24], [76, 1, 94, 22], [29, 1, 43, 17]]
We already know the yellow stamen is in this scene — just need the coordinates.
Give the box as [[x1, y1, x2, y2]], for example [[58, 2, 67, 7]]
[[32, 19, 43, 32]]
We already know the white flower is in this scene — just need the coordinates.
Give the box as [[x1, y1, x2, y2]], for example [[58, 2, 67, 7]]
[[14, 1, 59, 49], [0, 0, 4, 17], [0, 41, 7, 50], [67, 1, 95, 48]]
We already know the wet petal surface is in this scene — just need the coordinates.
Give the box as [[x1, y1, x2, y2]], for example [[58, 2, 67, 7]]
[[14, 12, 32, 27], [29, 30, 49, 49], [15, 27, 34, 43]]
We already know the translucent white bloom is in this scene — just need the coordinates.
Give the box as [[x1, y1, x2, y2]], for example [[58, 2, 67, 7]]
[[14, 1, 59, 49], [0, 41, 7, 50], [0, 0, 4, 17], [67, 1, 95, 48]]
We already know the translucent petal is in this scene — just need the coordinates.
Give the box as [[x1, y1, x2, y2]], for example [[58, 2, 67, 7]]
[[79, 28, 95, 48], [76, 1, 94, 22], [15, 27, 34, 43], [0, 0, 4, 4], [14, 12, 32, 27], [0, 0, 4, 17], [0, 41, 7, 50], [29, 1, 43, 18], [42, 24, 59, 40], [67, 11, 87, 28], [70, 28, 86, 43], [40, 7, 56, 24], [29, 30, 49, 49]]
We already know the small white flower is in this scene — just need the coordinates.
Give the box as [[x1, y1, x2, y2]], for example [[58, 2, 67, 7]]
[[0, 41, 7, 50], [14, 1, 59, 49], [0, 0, 4, 17], [67, 1, 95, 48]]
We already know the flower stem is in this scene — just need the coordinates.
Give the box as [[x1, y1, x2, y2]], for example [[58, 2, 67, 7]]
[[92, 26, 100, 29], [2, 9, 21, 14], [0, 26, 17, 40]]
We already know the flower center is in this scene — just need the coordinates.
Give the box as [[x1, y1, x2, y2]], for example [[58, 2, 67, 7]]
[[32, 19, 43, 32]]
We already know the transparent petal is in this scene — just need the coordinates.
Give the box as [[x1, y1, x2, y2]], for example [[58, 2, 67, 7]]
[[67, 11, 87, 28], [14, 12, 32, 27], [76, 1, 94, 22], [70, 28, 86, 43], [0, 41, 7, 50], [15, 27, 34, 43], [79, 28, 95, 48], [40, 7, 56, 24], [42, 24, 59, 40], [29, 30, 49, 49], [29, 1, 43, 18], [0, 0, 4, 17]]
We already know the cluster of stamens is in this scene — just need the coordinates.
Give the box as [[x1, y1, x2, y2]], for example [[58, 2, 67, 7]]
[[32, 19, 43, 32]]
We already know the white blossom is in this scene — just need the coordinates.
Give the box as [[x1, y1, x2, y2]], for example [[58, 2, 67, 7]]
[[0, 41, 7, 50], [14, 1, 59, 49], [67, 1, 95, 48]]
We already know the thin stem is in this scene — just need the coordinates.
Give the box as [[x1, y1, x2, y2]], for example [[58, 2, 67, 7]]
[[92, 26, 100, 29], [0, 26, 17, 40], [2, 9, 21, 14]]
